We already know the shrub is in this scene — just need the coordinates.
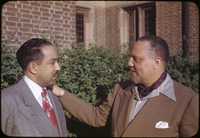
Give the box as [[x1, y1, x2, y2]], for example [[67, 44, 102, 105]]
[[167, 54, 199, 93], [1, 38, 23, 90], [57, 43, 130, 105]]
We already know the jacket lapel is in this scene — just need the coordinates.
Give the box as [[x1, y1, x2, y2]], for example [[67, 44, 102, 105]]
[[121, 93, 175, 137], [17, 79, 59, 136]]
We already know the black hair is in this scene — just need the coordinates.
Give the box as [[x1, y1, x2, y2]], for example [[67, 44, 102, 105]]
[[16, 38, 52, 71], [137, 35, 169, 67]]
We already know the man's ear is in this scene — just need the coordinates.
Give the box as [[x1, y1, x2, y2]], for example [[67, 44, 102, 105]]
[[154, 57, 162, 69], [28, 62, 37, 75]]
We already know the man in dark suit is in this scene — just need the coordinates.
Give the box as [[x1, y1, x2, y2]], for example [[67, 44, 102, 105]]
[[1, 38, 68, 137], [52, 35, 198, 137]]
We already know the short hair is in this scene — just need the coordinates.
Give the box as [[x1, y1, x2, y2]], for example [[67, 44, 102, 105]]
[[137, 35, 169, 67], [16, 38, 53, 71]]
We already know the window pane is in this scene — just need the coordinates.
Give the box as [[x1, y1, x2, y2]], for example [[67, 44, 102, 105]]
[[144, 7, 155, 35], [76, 13, 84, 44]]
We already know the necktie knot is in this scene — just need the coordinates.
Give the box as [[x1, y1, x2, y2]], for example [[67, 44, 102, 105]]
[[41, 89, 47, 98]]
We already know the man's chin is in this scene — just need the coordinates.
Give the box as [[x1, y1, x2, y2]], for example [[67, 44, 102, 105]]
[[131, 77, 141, 85]]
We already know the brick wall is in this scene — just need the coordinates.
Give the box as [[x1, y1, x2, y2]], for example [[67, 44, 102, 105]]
[[93, 5, 121, 54], [93, 6, 107, 47], [106, 6, 121, 54], [2, 1, 76, 49], [156, 2, 182, 56], [187, 2, 199, 57]]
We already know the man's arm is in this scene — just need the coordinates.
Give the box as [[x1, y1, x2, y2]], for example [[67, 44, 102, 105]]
[[52, 84, 121, 127], [180, 94, 199, 137], [1, 94, 13, 136]]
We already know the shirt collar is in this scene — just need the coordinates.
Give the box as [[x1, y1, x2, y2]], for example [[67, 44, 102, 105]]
[[23, 75, 45, 100], [159, 73, 176, 101]]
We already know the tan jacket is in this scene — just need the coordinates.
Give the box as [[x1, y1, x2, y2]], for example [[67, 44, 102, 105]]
[[60, 80, 198, 137]]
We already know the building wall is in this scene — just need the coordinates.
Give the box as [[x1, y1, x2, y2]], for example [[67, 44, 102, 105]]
[[1, 1, 76, 49], [93, 6, 107, 47], [156, 1, 199, 58], [187, 2, 199, 57], [156, 2, 182, 56], [1, 1, 199, 58], [105, 6, 121, 54]]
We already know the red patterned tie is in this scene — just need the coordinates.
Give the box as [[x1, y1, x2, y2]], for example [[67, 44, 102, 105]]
[[41, 89, 57, 127]]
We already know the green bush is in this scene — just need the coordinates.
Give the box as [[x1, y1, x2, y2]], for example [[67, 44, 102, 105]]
[[1, 38, 23, 89], [57, 43, 130, 105], [167, 54, 199, 93]]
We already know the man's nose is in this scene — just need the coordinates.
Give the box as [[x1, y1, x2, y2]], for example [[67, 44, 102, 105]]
[[55, 61, 61, 71], [128, 58, 134, 67]]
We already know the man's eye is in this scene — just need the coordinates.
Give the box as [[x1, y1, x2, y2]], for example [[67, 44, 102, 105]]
[[49, 61, 55, 64], [134, 58, 141, 62]]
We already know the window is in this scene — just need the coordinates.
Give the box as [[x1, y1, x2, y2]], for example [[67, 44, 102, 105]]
[[76, 6, 90, 45], [143, 7, 155, 35], [76, 13, 84, 43], [124, 2, 155, 45]]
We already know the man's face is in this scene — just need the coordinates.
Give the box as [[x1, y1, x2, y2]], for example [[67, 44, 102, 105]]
[[34, 45, 60, 87], [128, 41, 156, 86]]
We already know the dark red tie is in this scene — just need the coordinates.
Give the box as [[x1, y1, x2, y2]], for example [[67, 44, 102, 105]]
[[41, 89, 57, 127]]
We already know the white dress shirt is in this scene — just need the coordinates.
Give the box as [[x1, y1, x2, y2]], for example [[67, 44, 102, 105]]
[[23, 75, 53, 108]]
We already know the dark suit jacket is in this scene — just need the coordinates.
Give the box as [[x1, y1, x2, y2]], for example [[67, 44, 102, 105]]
[[1, 79, 68, 137], [59, 80, 198, 137]]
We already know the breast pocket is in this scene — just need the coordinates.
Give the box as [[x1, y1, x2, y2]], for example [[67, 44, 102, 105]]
[[154, 126, 179, 137]]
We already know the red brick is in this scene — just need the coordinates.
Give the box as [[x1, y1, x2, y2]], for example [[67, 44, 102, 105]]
[[19, 9, 30, 14], [19, 28, 31, 32], [5, 21, 16, 26], [41, 4, 51, 8], [3, 2, 15, 7], [20, 18, 31, 23], [42, 12, 51, 17], [40, 17, 49, 21], [17, 23, 22, 27], [32, 20, 41, 24], [8, 26, 18, 31], [30, 2, 41, 7], [23, 14, 33, 19], [23, 23, 34, 28], [40, 8, 49, 13], [22, 5, 33, 10], [6, 7, 18, 12], [8, 17, 19, 22], [31, 11, 41, 16], [16, 4, 22, 8]]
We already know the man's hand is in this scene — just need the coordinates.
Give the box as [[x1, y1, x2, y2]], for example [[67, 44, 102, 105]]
[[51, 85, 65, 97]]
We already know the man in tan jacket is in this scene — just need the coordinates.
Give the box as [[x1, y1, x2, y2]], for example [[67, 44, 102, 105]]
[[52, 35, 198, 137]]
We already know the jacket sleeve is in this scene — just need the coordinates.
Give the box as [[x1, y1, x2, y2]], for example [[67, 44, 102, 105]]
[[1, 94, 14, 136], [180, 93, 199, 137], [59, 83, 122, 127]]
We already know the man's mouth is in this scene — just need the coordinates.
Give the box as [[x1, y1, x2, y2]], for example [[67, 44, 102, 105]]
[[53, 72, 59, 78], [130, 69, 136, 73]]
